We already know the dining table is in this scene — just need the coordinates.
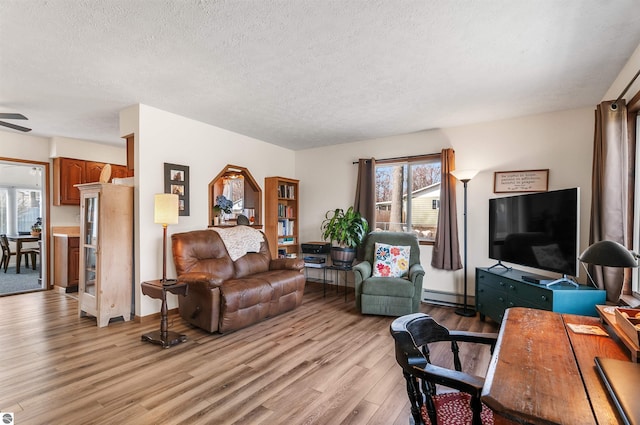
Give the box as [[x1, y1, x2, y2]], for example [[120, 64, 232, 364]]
[[6, 234, 40, 273]]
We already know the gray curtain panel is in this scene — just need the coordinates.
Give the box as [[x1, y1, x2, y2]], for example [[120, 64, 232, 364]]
[[589, 100, 632, 302], [354, 158, 376, 228], [431, 148, 462, 271], [354, 158, 376, 260]]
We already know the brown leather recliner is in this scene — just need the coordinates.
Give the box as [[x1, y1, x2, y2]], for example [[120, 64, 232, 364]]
[[171, 229, 305, 333]]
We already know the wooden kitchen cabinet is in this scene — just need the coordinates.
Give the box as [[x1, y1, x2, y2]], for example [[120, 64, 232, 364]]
[[110, 164, 131, 180], [53, 158, 86, 205], [53, 157, 130, 205], [53, 233, 80, 292], [85, 161, 106, 183]]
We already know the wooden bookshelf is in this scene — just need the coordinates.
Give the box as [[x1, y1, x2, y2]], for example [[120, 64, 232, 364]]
[[265, 177, 299, 258]]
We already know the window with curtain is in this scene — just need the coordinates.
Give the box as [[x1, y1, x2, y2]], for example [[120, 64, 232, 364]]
[[374, 154, 442, 242]]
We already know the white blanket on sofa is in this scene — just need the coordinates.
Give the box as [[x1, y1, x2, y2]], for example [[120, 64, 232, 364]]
[[210, 226, 264, 261]]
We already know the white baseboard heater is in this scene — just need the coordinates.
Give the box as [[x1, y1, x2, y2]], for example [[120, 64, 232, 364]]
[[421, 288, 475, 307]]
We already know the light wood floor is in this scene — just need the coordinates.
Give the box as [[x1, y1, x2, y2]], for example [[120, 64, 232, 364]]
[[0, 282, 499, 425]]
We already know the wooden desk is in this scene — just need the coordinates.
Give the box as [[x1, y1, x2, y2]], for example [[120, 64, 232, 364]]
[[482, 307, 627, 425], [6, 234, 39, 274], [596, 304, 640, 362]]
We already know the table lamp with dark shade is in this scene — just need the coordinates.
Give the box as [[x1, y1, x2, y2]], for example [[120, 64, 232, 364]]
[[579, 240, 639, 298], [154, 193, 179, 284], [581, 242, 640, 425], [579, 240, 639, 268]]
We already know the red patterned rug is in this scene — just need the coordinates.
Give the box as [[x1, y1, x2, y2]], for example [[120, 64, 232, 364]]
[[420, 392, 494, 425]]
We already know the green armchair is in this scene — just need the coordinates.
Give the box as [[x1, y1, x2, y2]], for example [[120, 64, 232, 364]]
[[353, 232, 425, 316]]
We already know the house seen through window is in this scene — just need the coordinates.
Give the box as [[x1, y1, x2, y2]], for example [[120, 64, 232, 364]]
[[374, 155, 441, 242]]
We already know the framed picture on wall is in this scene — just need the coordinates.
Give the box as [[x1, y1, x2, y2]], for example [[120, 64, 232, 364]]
[[494, 169, 549, 193], [164, 163, 190, 216]]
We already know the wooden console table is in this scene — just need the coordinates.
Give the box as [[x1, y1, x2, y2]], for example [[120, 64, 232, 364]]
[[482, 307, 627, 424]]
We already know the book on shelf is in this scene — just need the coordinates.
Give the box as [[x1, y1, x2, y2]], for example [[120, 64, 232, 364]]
[[278, 237, 296, 245], [304, 262, 325, 268], [278, 204, 295, 218], [277, 184, 295, 199], [277, 218, 295, 236]]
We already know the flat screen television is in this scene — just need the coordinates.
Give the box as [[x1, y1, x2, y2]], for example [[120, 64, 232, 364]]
[[488, 188, 580, 277]]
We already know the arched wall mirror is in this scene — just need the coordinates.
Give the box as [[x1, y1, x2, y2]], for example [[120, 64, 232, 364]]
[[208, 164, 262, 227]]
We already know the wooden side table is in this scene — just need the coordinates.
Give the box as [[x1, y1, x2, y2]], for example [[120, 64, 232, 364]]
[[141, 280, 188, 348]]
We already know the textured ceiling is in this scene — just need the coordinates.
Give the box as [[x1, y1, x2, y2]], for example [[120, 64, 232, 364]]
[[1, 1, 640, 150]]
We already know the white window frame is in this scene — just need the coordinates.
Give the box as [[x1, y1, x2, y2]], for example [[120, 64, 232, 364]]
[[374, 154, 442, 243]]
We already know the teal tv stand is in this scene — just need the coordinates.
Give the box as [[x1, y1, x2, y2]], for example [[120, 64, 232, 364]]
[[476, 267, 606, 324]]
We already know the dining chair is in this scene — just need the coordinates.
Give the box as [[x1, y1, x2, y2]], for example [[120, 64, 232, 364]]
[[0, 234, 38, 273], [390, 313, 498, 425]]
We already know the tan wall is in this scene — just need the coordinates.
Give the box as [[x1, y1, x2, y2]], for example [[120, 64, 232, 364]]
[[295, 107, 595, 297]]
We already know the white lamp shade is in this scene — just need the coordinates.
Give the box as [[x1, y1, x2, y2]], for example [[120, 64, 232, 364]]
[[451, 169, 479, 182], [154, 193, 179, 225]]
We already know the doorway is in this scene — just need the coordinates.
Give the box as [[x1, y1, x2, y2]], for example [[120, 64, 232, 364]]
[[0, 158, 49, 296]]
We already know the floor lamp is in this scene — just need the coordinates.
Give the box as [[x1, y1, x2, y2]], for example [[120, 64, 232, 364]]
[[451, 169, 479, 317], [154, 193, 179, 284]]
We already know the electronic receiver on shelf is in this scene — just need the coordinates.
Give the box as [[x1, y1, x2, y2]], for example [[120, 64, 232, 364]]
[[521, 275, 554, 285], [301, 242, 330, 254]]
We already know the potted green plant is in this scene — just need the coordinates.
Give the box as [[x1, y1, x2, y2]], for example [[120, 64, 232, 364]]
[[31, 217, 42, 236], [321, 207, 369, 267]]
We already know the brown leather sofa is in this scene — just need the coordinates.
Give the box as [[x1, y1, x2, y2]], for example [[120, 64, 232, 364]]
[[171, 228, 306, 333]]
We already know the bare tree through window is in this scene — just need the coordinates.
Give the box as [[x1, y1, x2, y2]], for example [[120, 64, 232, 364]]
[[375, 156, 441, 241]]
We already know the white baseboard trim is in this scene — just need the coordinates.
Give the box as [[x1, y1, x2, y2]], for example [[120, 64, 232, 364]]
[[421, 288, 475, 307]]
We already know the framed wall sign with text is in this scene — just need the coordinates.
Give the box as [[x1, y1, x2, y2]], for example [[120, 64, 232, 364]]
[[494, 169, 549, 193], [164, 163, 190, 216]]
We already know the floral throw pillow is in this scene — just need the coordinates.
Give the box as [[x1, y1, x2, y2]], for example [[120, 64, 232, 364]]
[[372, 242, 411, 278]]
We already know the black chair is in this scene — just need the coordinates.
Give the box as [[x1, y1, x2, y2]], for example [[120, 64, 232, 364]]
[[390, 313, 498, 425]]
